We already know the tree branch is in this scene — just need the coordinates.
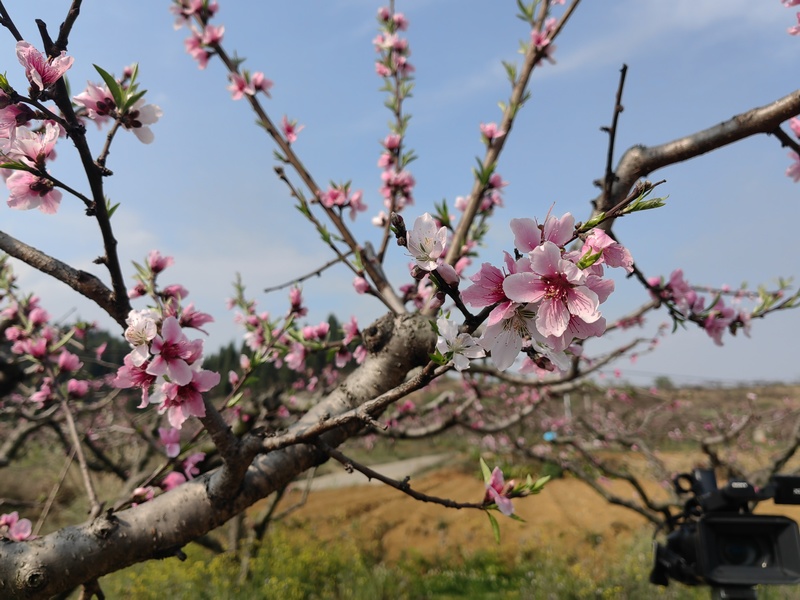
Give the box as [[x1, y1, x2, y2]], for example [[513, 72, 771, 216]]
[[595, 89, 800, 218], [0, 231, 123, 327]]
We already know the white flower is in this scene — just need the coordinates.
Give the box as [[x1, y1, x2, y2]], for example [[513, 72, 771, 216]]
[[478, 306, 536, 371], [436, 317, 485, 371], [124, 99, 163, 144], [408, 213, 447, 271], [124, 309, 159, 366]]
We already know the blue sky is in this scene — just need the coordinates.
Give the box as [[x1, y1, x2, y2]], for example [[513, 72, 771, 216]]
[[2, 1, 799, 385]]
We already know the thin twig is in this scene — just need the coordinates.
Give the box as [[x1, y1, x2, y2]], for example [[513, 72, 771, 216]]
[[34, 446, 76, 536], [318, 441, 484, 511], [60, 399, 102, 519], [263, 252, 353, 294], [600, 64, 628, 205]]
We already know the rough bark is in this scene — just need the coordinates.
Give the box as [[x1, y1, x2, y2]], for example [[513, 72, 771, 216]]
[[0, 312, 435, 599]]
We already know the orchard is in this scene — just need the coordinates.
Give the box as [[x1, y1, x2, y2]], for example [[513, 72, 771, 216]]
[[0, 1, 798, 597]]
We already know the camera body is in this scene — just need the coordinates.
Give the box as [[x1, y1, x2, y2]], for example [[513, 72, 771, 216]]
[[651, 469, 800, 592]]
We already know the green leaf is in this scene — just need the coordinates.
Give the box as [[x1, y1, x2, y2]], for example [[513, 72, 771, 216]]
[[49, 328, 76, 353], [107, 201, 121, 218], [622, 196, 667, 214], [93, 64, 124, 110], [0, 161, 32, 172], [486, 511, 501, 544], [226, 391, 244, 408], [580, 212, 606, 231], [122, 88, 147, 113], [131, 260, 149, 279], [577, 249, 602, 270], [501, 60, 517, 84], [318, 225, 332, 245], [531, 475, 550, 493], [429, 350, 448, 365], [479, 457, 492, 484]]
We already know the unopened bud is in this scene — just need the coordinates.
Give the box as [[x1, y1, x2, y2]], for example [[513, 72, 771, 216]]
[[429, 291, 445, 310], [391, 212, 407, 246], [436, 263, 459, 288], [410, 265, 426, 280]]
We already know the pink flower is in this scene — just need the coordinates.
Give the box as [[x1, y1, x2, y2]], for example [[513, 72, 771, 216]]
[[146, 317, 199, 386], [320, 187, 346, 208], [147, 250, 174, 273], [790, 12, 800, 35], [250, 72, 273, 96], [461, 255, 518, 326], [704, 300, 736, 346], [484, 467, 514, 516], [113, 354, 157, 407], [158, 427, 181, 458], [29, 307, 49, 325], [580, 229, 633, 273], [375, 61, 391, 77], [392, 12, 409, 30], [281, 115, 304, 144], [73, 82, 115, 123], [201, 24, 224, 45], [407, 213, 447, 271], [160, 471, 186, 491], [353, 276, 371, 294], [162, 284, 189, 300], [353, 344, 367, 364], [151, 367, 219, 429], [16, 41, 74, 91], [67, 379, 89, 399], [383, 134, 401, 150], [184, 33, 210, 69], [787, 152, 800, 182], [179, 303, 214, 333], [285, 343, 306, 372], [479, 122, 506, 141], [6, 171, 62, 214], [57, 350, 83, 373], [131, 486, 155, 505], [510, 213, 574, 254], [789, 118, 800, 138], [504, 241, 601, 338], [227, 72, 271, 100], [0, 512, 32, 541], [183, 452, 205, 478], [8, 123, 60, 167], [342, 316, 360, 344]]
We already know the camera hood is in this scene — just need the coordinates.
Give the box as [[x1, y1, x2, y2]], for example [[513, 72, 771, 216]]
[[697, 514, 800, 586]]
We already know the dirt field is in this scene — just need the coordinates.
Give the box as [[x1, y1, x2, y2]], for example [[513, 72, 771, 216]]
[[270, 457, 800, 573]]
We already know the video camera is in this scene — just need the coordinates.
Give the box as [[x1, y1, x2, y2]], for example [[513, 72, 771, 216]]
[[650, 468, 800, 599]]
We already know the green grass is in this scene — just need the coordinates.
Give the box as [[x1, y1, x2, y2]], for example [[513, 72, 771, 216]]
[[91, 528, 800, 599]]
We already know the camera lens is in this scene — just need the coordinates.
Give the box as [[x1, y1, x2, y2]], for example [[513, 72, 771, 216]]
[[719, 536, 767, 567]]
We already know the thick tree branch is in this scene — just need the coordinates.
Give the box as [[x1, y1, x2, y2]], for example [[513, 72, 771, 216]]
[[0, 312, 436, 598], [595, 89, 800, 218], [0, 231, 122, 327]]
